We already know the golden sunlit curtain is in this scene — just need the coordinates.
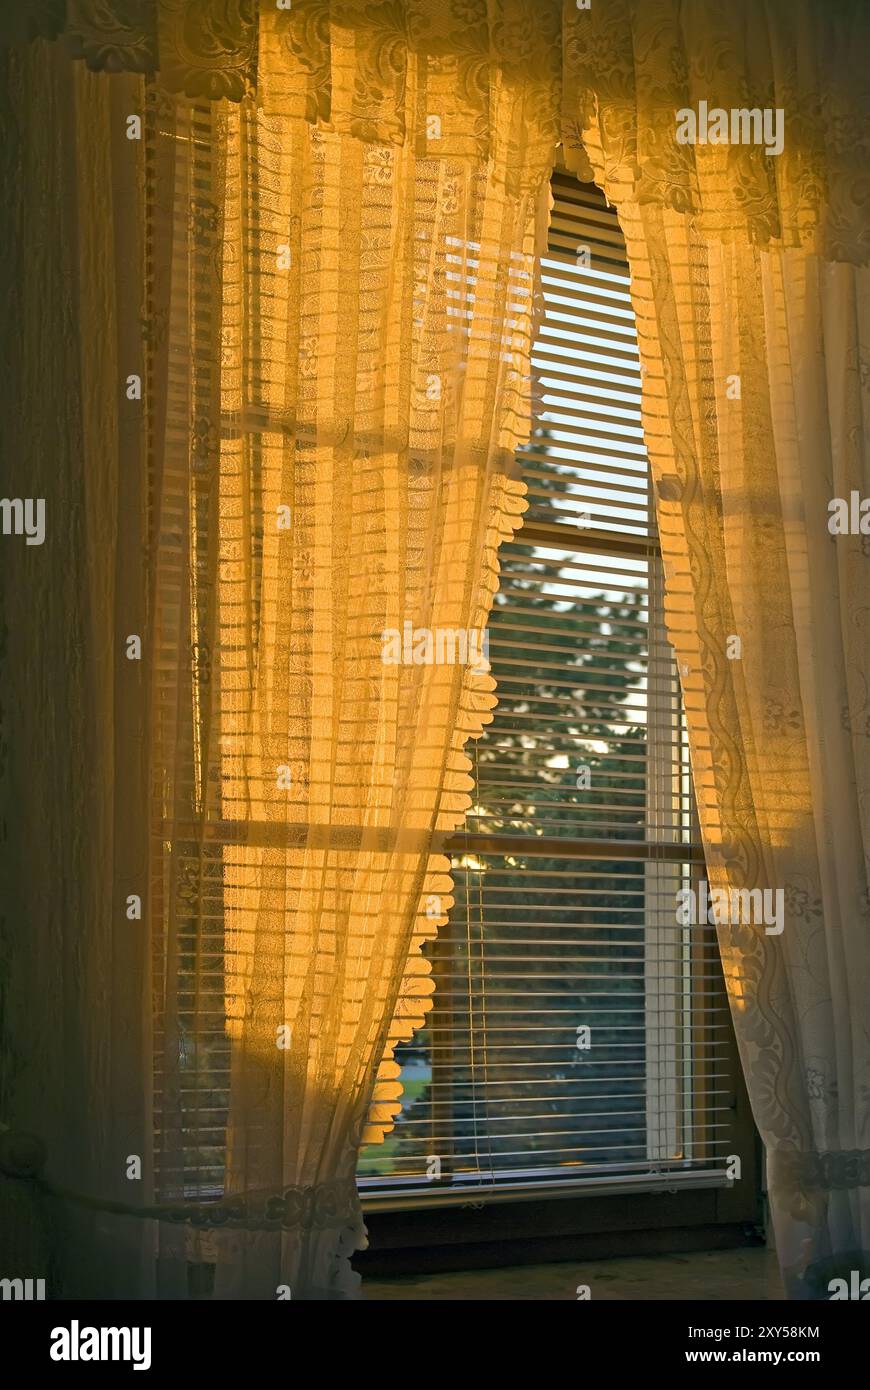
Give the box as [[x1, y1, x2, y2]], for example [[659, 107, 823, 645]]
[[0, 2, 560, 1300], [150, 86, 552, 1302], [563, 0, 870, 1299]]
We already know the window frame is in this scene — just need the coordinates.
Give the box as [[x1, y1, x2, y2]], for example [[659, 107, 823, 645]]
[[355, 176, 761, 1233]]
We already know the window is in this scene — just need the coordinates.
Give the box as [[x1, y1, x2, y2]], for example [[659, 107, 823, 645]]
[[357, 175, 739, 1204], [152, 150, 744, 1216]]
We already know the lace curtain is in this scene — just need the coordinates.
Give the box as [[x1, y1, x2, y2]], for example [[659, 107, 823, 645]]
[[149, 79, 548, 1297], [1, 4, 553, 1300], [563, 0, 870, 1298], [2, 0, 869, 1301]]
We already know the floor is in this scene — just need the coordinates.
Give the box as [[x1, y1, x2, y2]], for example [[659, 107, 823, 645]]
[[365, 1246, 783, 1300]]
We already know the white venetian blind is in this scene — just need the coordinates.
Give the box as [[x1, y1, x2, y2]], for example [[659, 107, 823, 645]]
[[357, 175, 739, 1203]]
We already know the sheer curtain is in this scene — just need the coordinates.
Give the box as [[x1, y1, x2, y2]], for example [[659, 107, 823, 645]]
[[563, 0, 870, 1298], [149, 70, 551, 1297], [1, 4, 559, 1300]]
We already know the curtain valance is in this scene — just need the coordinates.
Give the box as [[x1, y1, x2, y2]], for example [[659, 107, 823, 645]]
[[562, 0, 870, 265], [4, 0, 870, 260]]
